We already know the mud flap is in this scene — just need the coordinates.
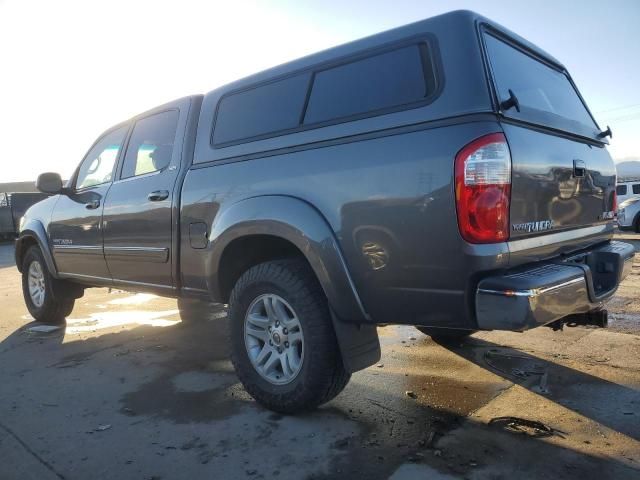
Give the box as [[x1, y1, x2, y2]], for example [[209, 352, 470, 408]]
[[51, 279, 84, 301], [330, 310, 381, 373]]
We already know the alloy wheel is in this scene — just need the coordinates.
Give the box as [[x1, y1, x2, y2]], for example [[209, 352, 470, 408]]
[[28, 260, 46, 308], [243, 294, 304, 385]]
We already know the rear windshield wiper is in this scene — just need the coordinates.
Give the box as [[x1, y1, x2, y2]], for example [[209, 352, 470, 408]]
[[500, 89, 520, 112], [597, 125, 612, 139]]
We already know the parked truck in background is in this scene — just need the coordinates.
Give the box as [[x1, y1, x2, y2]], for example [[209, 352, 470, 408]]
[[14, 11, 634, 413], [0, 192, 49, 241]]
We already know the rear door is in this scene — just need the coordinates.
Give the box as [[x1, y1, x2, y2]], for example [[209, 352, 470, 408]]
[[101, 100, 186, 289], [482, 31, 616, 241]]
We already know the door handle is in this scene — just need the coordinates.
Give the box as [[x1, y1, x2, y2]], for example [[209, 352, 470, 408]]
[[85, 200, 100, 209], [148, 190, 169, 202]]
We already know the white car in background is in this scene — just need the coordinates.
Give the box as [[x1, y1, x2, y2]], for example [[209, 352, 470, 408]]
[[618, 196, 640, 232], [616, 181, 640, 204]]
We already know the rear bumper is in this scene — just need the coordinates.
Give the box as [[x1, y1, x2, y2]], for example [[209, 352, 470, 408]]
[[475, 241, 635, 331]]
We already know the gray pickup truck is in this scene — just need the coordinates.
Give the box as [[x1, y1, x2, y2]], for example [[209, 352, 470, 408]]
[[16, 10, 634, 413]]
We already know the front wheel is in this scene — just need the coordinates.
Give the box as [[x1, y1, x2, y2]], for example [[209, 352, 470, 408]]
[[21, 246, 74, 325], [228, 258, 350, 413]]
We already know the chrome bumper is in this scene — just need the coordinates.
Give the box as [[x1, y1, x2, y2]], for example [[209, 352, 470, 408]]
[[475, 241, 635, 331]]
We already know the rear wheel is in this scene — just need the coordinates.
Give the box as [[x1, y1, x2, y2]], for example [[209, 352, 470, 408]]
[[415, 326, 475, 343], [228, 258, 350, 413], [21, 246, 74, 325]]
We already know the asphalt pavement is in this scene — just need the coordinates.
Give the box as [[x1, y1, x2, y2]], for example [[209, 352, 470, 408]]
[[0, 239, 638, 479]]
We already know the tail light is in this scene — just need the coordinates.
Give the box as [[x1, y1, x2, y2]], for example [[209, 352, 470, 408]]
[[612, 189, 618, 215], [455, 133, 511, 243]]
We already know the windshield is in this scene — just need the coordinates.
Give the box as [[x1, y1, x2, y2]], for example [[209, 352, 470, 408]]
[[484, 32, 598, 135]]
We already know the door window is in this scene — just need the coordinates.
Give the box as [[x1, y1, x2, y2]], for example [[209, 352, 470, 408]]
[[121, 110, 179, 179], [617, 185, 628, 196], [76, 126, 128, 190], [633, 184, 640, 195]]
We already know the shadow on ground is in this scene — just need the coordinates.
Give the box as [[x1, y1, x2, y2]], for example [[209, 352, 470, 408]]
[[1, 308, 638, 479], [441, 336, 639, 441]]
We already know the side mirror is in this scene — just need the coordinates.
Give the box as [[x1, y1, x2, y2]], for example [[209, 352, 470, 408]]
[[36, 172, 64, 194]]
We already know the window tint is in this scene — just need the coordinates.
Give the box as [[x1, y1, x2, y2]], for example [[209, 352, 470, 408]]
[[617, 185, 628, 196], [76, 126, 127, 190], [213, 73, 311, 145], [484, 34, 597, 130], [304, 45, 430, 125], [121, 110, 179, 179], [633, 184, 640, 195]]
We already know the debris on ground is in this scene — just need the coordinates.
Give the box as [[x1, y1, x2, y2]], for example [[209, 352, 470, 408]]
[[532, 371, 550, 395], [489, 416, 565, 438], [95, 424, 112, 432], [484, 350, 545, 379], [405, 391, 417, 399]]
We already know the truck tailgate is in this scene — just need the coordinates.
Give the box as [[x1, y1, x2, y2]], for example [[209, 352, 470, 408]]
[[505, 122, 616, 242]]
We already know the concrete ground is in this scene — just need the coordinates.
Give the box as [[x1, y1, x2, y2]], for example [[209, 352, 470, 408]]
[[0, 238, 638, 480]]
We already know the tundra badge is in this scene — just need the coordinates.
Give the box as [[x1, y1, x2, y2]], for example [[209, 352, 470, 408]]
[[512, 220, 555, 233]]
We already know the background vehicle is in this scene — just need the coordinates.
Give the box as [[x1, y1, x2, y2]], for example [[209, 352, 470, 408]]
[[618, 196, 640, 232], [0, 192, 49, 241], [616, 179, 640, 204], [14, 10, 633, 413]]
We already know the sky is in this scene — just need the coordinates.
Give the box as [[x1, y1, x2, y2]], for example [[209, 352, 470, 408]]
[[1, 0, 639, 182]]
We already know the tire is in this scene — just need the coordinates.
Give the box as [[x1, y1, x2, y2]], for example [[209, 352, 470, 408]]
[[178, 297, 222, 323], [415, 326, 475, 343], [228, 258, 350, 413], [21, 246, 74, 325]]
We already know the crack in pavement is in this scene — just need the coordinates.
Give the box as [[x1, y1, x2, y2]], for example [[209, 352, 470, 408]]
[[0, 421, 66, 479]]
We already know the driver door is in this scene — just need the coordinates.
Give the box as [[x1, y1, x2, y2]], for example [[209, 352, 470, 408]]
[[49, 124, 129, 280]]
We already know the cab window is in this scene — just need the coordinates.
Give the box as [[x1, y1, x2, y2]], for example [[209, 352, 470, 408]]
[[121, 110, 179, 179], [76, 126, 128, 190]]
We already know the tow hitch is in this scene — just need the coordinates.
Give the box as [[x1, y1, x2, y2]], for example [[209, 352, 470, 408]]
[[547, 309, 608, 331]]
